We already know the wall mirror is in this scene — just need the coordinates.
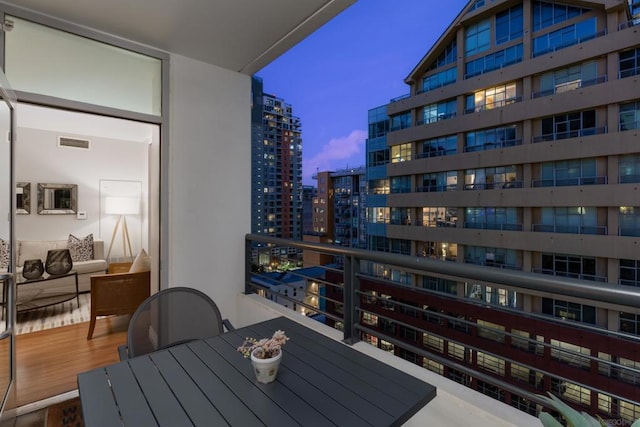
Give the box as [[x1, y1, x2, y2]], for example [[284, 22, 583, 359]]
[[37, 183, 77, 214], [16, 182, 30, 214]]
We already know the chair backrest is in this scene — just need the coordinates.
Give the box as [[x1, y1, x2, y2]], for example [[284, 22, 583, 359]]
[[127, 287, 225, 358]]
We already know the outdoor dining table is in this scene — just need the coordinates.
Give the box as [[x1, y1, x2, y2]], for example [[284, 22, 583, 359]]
[[77, 316, 437, 426]]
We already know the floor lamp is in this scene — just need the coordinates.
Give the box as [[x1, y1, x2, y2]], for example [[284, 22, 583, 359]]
[[105, 196, 140, 262]]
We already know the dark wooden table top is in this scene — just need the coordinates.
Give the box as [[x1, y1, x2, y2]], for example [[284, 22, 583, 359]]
[[78, 316, 436, 426]]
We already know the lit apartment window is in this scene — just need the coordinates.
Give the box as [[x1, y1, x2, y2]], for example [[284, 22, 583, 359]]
[[535, 207, 603, 235], [465, 44, 523, 78], [464, 246, 520, 269], [619, 154, 640, 183], [465, 125, 518, 152], [422, 276, 457, 295], [535, 158, 600, 187], [532, 1, 590, 31], [465, 207, 521, 231], [620, 47, 640, 78], [465, 18, 490, 56], [620, 100, 640, 131], [418, 135, 457, 158], [620, 259, 640, 287], [539, 253, 601, 281], [532, 17, 597, 57], [542, 298, 596, 324], [619, 207, 640, 236], [390, 111, 412, 131], [421, 207, 457, 228], [537, 109, 597, 142], [466, 83, 518, 113], [419, 241, 457, 261], [495, 5, 523, 45], [369, 179, 390, 194], [534, 61, 599, 98], [390, 143, 412, 163], [390, 175, 411, 193], [418, 171, 457, 192], [465, 166, 518, 190], [468, 284, 517, 307], [421, 99, 457, 124], [421, 67, 457, 93]]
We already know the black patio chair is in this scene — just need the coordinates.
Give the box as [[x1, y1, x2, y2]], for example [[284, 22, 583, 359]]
[[118, 286, 233, 360]]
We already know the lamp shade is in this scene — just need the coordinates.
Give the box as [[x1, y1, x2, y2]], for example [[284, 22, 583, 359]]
[[105, 196, 139, 215]]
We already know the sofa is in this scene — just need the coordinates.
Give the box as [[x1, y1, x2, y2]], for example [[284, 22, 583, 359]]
[[15, 239, 107, 293]]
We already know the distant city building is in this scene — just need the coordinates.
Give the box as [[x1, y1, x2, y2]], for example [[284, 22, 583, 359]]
[[302, 185, 317, 235], [251, 266, 325, 315], [251, 76, 303, 240], [311, 167, 366, 246], [360, 0, 640, 420]]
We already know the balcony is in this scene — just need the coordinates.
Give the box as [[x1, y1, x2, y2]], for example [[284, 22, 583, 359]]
[[532, 126, 607, 143], [245, 234, 640, 425]]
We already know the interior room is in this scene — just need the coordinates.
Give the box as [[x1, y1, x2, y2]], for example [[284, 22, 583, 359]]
[[14, 104, 158, 333]]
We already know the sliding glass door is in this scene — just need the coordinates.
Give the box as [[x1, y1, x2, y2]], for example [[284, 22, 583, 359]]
[[0, 66, 17, 417]]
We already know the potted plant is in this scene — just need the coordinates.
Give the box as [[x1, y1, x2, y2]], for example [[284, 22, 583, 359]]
[[237, 330, 289, 384]]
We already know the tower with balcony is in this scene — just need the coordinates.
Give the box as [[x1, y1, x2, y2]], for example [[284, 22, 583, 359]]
[[362, 0, 640, 420]]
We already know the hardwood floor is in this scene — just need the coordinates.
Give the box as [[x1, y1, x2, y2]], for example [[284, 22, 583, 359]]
[[14, 316, 129, 407]]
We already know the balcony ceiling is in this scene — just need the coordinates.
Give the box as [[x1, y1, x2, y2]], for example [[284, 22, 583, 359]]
[[0, 0, 356, 75]]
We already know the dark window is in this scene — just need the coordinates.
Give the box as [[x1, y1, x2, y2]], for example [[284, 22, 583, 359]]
[[496, 5, 523, 44]]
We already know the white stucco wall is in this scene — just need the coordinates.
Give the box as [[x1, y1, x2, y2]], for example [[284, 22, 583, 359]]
[[168, 54, 251, 326], [14, 126, 149, 251]]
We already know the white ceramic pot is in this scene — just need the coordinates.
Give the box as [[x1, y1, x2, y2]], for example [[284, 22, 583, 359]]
[[250, 349, 282, 384]]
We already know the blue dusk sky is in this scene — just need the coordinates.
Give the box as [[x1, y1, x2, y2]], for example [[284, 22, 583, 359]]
[[256, 0, 469, 185]]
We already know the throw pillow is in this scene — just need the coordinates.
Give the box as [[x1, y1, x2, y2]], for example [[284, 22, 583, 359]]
[[0, 238, 8, 270], [67, 233, 94, 262], [129, 249, 151, 273]]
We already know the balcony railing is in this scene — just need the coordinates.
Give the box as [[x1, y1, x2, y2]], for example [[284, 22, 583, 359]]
[[531, 224, 608, 235], [531, 176, 607, 187], [530, 75, 607, 99], [532, 126, 607, 143], [463, 138, 523, 152], [389, 93, 410, 103], [464, 96, 522, 114], [530, 268, 607, 282], [532, 29, 607, 57], [415, 112, 457, 126], [463, 180, 524, 190], [246, 234, 640, 423], [415, 184, 457, 193], [464, 222, 523, 231]]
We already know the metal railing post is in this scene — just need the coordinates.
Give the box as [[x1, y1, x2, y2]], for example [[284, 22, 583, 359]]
[[244, 239, 253, 294], [342, 255, 359, 344]]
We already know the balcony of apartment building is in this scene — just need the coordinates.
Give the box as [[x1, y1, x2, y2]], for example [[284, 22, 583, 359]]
[[244, 234, 640, 425]]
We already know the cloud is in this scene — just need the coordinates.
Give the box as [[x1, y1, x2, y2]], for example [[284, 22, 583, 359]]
[[303, 129, 367, 183]]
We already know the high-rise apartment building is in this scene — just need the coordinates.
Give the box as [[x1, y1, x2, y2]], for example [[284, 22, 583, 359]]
[[251, 76, 303, 240], [312, 167, 367, 249], [302, 185, 317, 235], [363, 0, 640, 420]]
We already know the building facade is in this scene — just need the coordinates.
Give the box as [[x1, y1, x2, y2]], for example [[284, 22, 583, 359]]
[[310, 168, 367, 248], [362, 0, 640, 421], [251, 76, 303, 240]]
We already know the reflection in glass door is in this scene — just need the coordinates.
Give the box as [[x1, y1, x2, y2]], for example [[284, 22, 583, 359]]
[[0, 66, 17, 417]]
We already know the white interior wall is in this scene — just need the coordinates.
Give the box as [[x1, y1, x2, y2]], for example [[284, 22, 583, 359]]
[[15, 110, 152, 261], [168, 54, 251, 326]]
